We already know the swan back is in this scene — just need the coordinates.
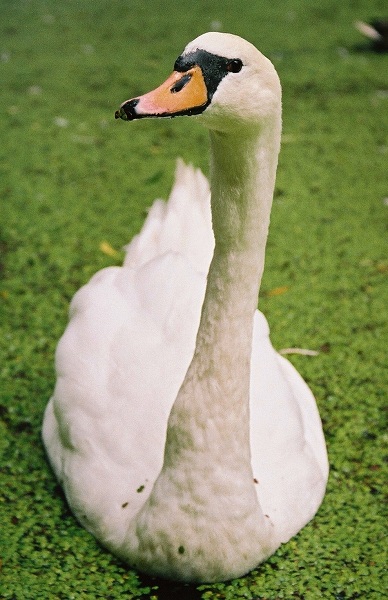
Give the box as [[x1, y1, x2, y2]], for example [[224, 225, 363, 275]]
[[124, 160, 213, 273]]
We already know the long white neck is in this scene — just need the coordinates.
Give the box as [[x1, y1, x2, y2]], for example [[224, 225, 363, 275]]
[[125, 116, 282, 581], [163, 121, 281, 467]]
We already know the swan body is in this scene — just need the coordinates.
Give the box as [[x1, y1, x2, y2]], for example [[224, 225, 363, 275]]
[[43, 32, 328, 582]]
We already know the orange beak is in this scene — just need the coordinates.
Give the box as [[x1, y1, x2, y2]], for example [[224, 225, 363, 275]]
[[115, 65, 209, 120]]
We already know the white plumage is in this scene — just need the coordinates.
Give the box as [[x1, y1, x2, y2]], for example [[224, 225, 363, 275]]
[[43, 32, 328, 583]]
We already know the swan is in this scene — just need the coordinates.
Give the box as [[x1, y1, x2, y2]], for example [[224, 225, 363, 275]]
[[42, 32, 329, 583]]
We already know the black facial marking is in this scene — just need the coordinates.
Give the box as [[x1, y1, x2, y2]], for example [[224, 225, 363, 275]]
[[174, 49, 244, 104]]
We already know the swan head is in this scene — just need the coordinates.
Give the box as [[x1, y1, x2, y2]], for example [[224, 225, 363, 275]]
[[115, 32, 281, 133]]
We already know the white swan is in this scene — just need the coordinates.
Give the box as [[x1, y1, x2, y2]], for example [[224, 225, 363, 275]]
[[42, 32, 328, 583]]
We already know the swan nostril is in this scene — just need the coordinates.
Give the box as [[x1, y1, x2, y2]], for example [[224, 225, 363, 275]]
[[115, 98, 140, 120], [170, 73, 192, 94]]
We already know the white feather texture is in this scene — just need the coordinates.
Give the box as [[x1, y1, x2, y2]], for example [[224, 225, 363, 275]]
[[43, 32, 328, 583]]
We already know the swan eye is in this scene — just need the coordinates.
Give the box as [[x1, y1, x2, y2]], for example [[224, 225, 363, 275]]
[[226, 59, 243, 73]]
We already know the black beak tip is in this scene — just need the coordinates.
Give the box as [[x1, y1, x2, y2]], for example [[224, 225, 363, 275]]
[[115, 98, 140, 121]]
